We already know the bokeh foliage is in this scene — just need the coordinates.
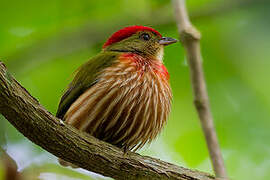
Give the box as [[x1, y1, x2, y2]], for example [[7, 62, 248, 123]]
[[0, 0, 270, 179]]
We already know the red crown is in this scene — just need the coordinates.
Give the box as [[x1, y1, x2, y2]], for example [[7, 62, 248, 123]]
[[103, 25, 162, 48]]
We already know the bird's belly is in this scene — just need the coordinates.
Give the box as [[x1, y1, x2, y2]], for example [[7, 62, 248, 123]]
[[64, 66, 171, 151]]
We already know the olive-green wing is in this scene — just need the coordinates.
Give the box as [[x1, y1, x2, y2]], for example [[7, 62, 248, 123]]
[[56, 51, 119, 119]]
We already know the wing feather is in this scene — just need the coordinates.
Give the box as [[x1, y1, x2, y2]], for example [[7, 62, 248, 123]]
[[56, 52, 119, 119]]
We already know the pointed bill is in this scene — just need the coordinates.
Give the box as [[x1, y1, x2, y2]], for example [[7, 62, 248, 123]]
[[158, 37, 178, 46]]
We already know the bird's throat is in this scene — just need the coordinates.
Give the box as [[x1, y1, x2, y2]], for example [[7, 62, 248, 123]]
[[119, 52, 169, 80]]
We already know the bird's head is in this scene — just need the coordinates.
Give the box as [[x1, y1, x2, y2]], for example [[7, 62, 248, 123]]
[[103, 25, 177, 61]]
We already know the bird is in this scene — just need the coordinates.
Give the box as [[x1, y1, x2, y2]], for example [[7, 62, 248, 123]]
[[56, 26, 177, 163]]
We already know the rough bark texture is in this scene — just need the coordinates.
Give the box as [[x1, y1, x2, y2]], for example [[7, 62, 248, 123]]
[[172, 0, 228, 179], [0, 62, 214, 180]]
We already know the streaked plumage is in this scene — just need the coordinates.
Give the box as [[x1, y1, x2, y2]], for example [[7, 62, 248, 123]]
[[56, 26, 176, 155], [64, 53, 171, 151]]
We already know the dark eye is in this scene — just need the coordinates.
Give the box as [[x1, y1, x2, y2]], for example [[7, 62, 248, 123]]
[[140, 33, 151, 41]]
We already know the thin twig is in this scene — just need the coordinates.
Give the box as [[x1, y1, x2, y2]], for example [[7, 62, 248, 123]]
[[172, 0, 228, 179], [0, 62, 215, 180]]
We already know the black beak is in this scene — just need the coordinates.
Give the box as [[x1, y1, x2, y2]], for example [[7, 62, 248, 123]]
[[158, 37, 178, 46]]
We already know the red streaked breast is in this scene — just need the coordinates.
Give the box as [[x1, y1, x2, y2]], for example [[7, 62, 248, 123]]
[[64, 53, 172, 151]]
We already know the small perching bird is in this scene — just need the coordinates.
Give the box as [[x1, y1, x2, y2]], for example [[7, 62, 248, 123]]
[[56, 26, 177, 158]]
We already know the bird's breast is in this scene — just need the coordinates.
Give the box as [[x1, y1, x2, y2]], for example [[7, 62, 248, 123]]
[[64, 53, 172, 151]]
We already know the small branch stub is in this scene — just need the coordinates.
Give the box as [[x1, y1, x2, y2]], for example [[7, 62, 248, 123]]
[[179, 26, 201, 43]]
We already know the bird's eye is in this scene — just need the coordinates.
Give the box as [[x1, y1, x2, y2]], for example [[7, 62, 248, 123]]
[[140, 33, 151, 41]]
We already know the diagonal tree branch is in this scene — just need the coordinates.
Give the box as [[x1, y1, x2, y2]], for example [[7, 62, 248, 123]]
[[172, 0, 228, 179], [0, 62, 214, 180]]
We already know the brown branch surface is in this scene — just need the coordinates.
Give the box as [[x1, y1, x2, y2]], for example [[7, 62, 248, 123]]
[[0, 62, 214, 180], [172, 0, 228, 179]]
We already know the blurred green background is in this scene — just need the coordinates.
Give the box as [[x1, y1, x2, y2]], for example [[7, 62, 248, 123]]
[[0, 0, 270, 179]]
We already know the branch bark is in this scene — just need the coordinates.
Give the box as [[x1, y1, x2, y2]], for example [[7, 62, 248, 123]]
[[0, 62, 214, 180], [172, 0, 228, 179]]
